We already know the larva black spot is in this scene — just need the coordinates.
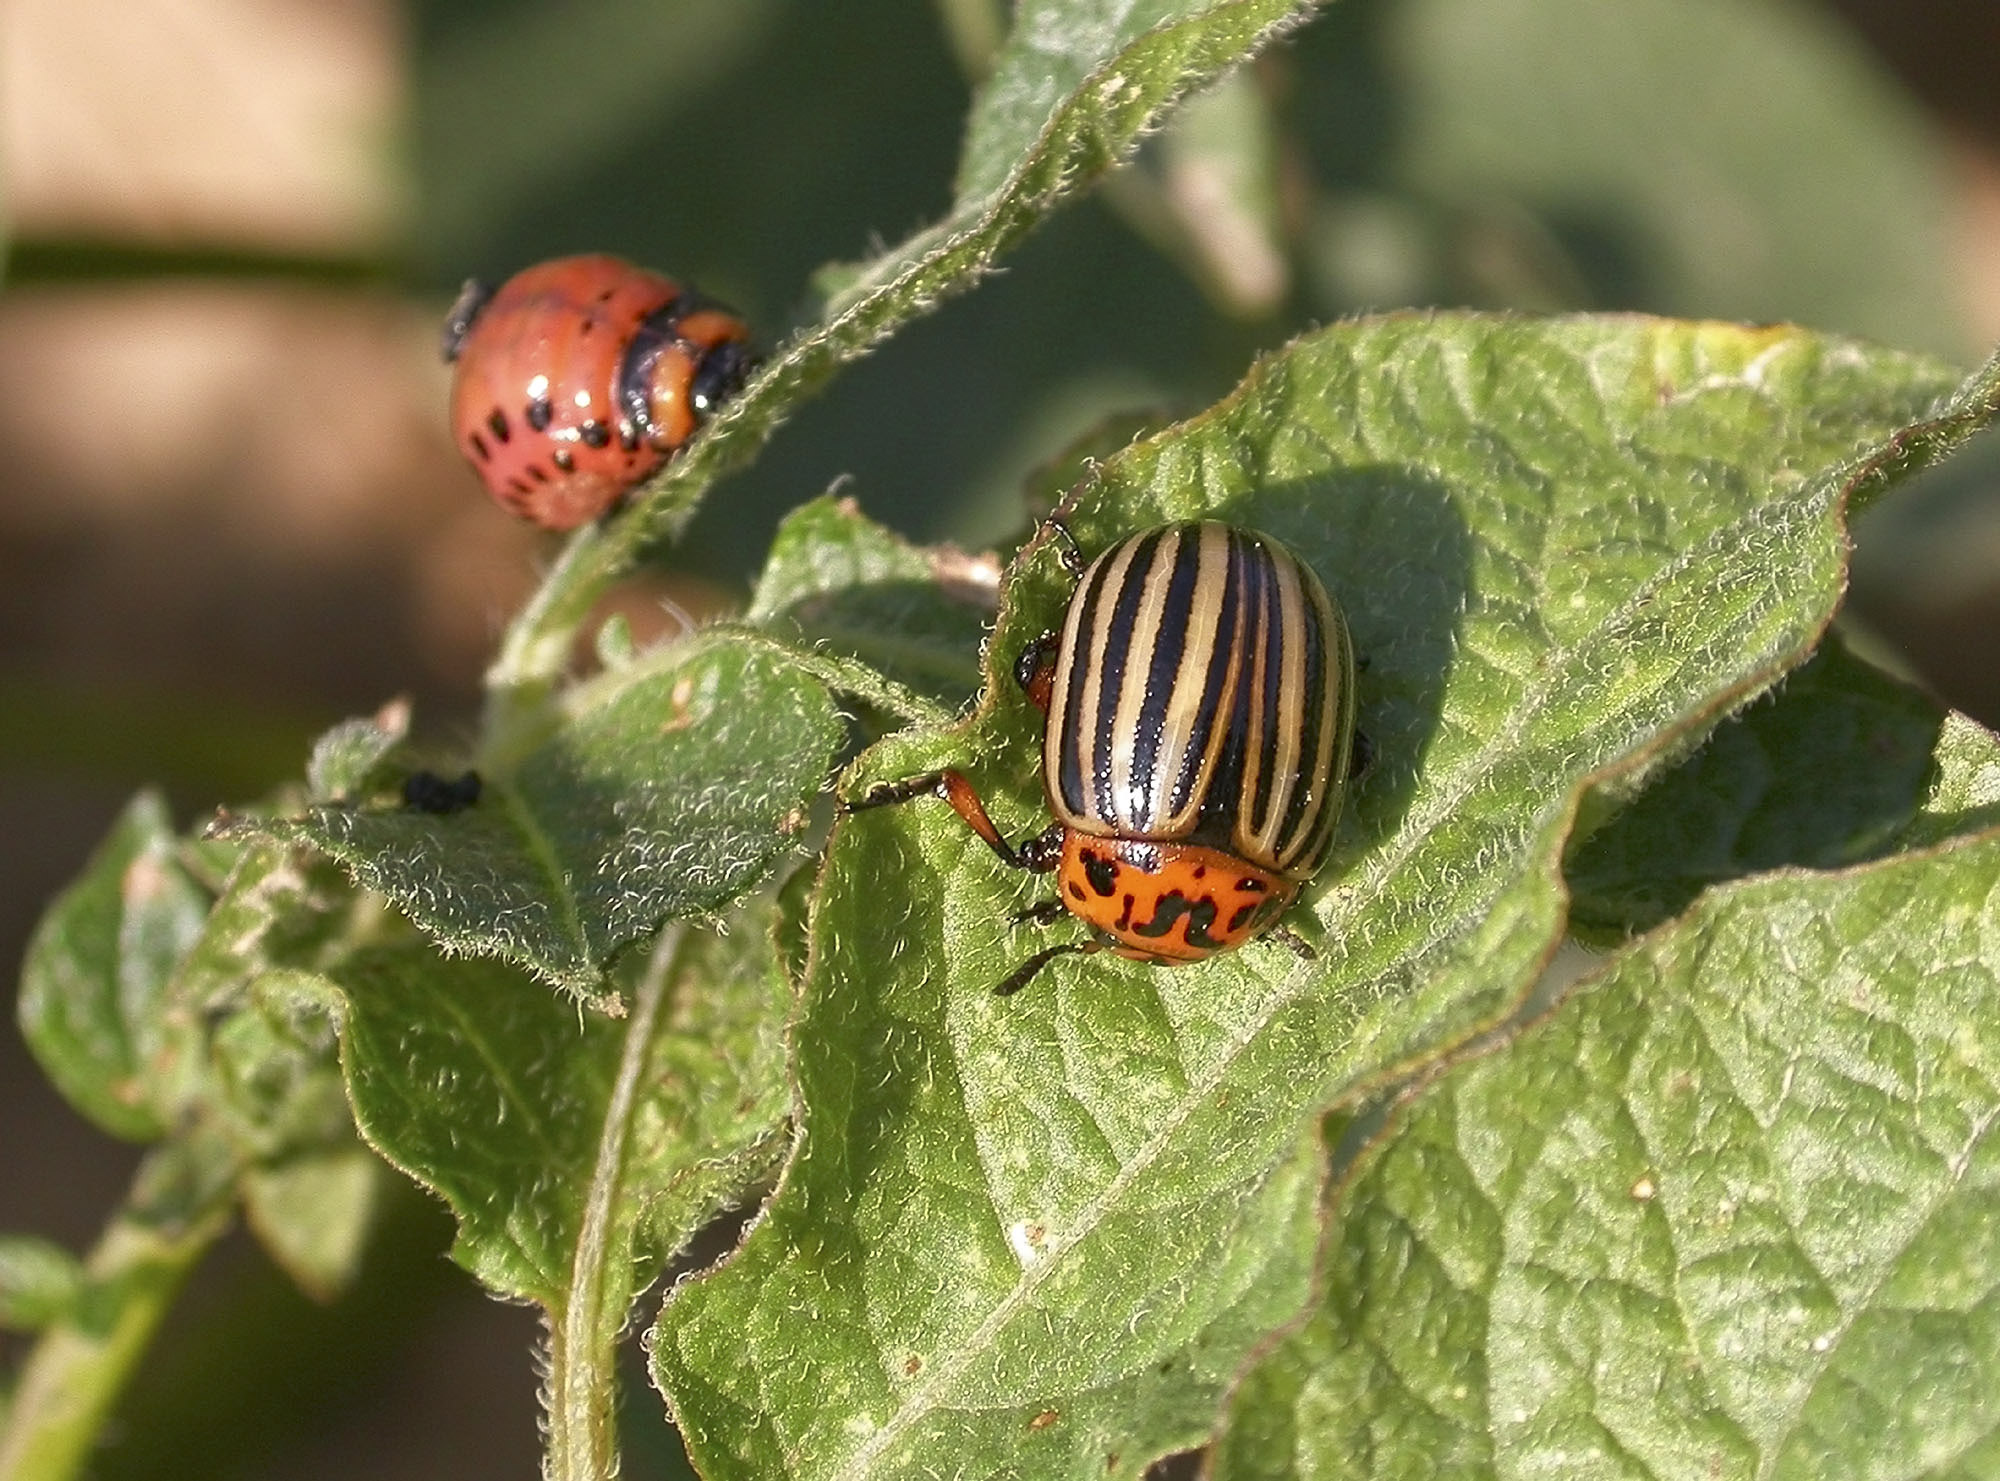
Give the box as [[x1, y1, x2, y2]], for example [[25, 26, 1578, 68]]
[[487, 409, 511, 443], [525, 398, 552, 432], [552, 448, 575, 473]]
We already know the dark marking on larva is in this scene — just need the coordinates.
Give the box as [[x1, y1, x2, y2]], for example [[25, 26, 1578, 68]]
[[1116, 894, 1136, 930], [487, 408, 510, 443], [579, 420, 610, 448], [691, 341, 753, 415], [1227, 901, 1258, 934], [509, 477, 530, 496], [1237, 876, 1267, 894], [1067, 880, 1086, 902], [525, 397, 552, 432], [528, 465, 549, 484], [469, 432, 489, 461], [552, 448, 575, 473]]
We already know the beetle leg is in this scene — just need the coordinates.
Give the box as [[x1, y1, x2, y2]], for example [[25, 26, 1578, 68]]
[[846, 770, 1060, 873], [844, 770, 951, 812], [1012, 822, 1066, 872], [440, 278, 493, 363], [1013, 631, 1060, 712], [994, 939, 1100, 996], [1267, 923, 1317, 961], [1011, 897, 1069, 927], [1348, 730, 1374, 782], [929, 771, 1018, 864], [1040, 515, 1087, 576]]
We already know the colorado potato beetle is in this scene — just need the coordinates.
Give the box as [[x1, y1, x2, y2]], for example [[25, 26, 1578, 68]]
[[852, 520, 1358, 995], [442, 254, 754, 530]]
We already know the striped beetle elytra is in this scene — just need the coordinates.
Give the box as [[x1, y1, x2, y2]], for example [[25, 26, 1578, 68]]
[[850, 521, 1359, 996]]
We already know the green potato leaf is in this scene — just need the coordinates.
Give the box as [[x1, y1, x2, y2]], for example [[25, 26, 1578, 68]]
[[1566, 634, 1946, 937], [327, 920, 791, 1317], [747, 494, 998, 712], [1212, 718, 2000, 1479], [246, 637, 842, 1003], [320, 907, 794, 1476], [651, 315, 1993, 1479], [19, 793, 212, 1142], [0, 1237, 87, 1333]]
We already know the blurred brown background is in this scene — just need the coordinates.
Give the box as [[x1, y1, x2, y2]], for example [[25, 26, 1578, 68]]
[[2, 0, 1997, 1476]]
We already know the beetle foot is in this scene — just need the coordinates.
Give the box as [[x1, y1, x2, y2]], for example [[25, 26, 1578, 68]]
[[841, 771, 948, 813], [994, 939, 1098, 996], [1268, 924, 1317, 961], [1011, 898, 1068, 928]]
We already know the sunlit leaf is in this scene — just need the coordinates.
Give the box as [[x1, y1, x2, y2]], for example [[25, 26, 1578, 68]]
[[1213, 719, 2000, 1478], [653, 316, 1990, 1479], [18, 793, 209, 1141], [246, 637, 841, 1002]]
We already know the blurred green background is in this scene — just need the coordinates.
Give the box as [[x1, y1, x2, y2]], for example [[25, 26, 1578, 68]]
[[3, 0, 1996, 1475]]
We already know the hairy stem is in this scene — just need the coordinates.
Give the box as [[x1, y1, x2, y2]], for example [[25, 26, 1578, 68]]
[[0, 1145, 234, 1481], [541, 925, 685, 1481]]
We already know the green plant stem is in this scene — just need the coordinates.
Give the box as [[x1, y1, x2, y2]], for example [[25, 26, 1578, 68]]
[[542, 925, 684, 1481], [0, 1149, 233, 1481], [481, 525, 617, 772], [476, 382, 816, 773]]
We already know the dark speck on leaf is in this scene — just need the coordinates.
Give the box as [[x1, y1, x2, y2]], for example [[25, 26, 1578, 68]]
[[403, 769, 483, 814]]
